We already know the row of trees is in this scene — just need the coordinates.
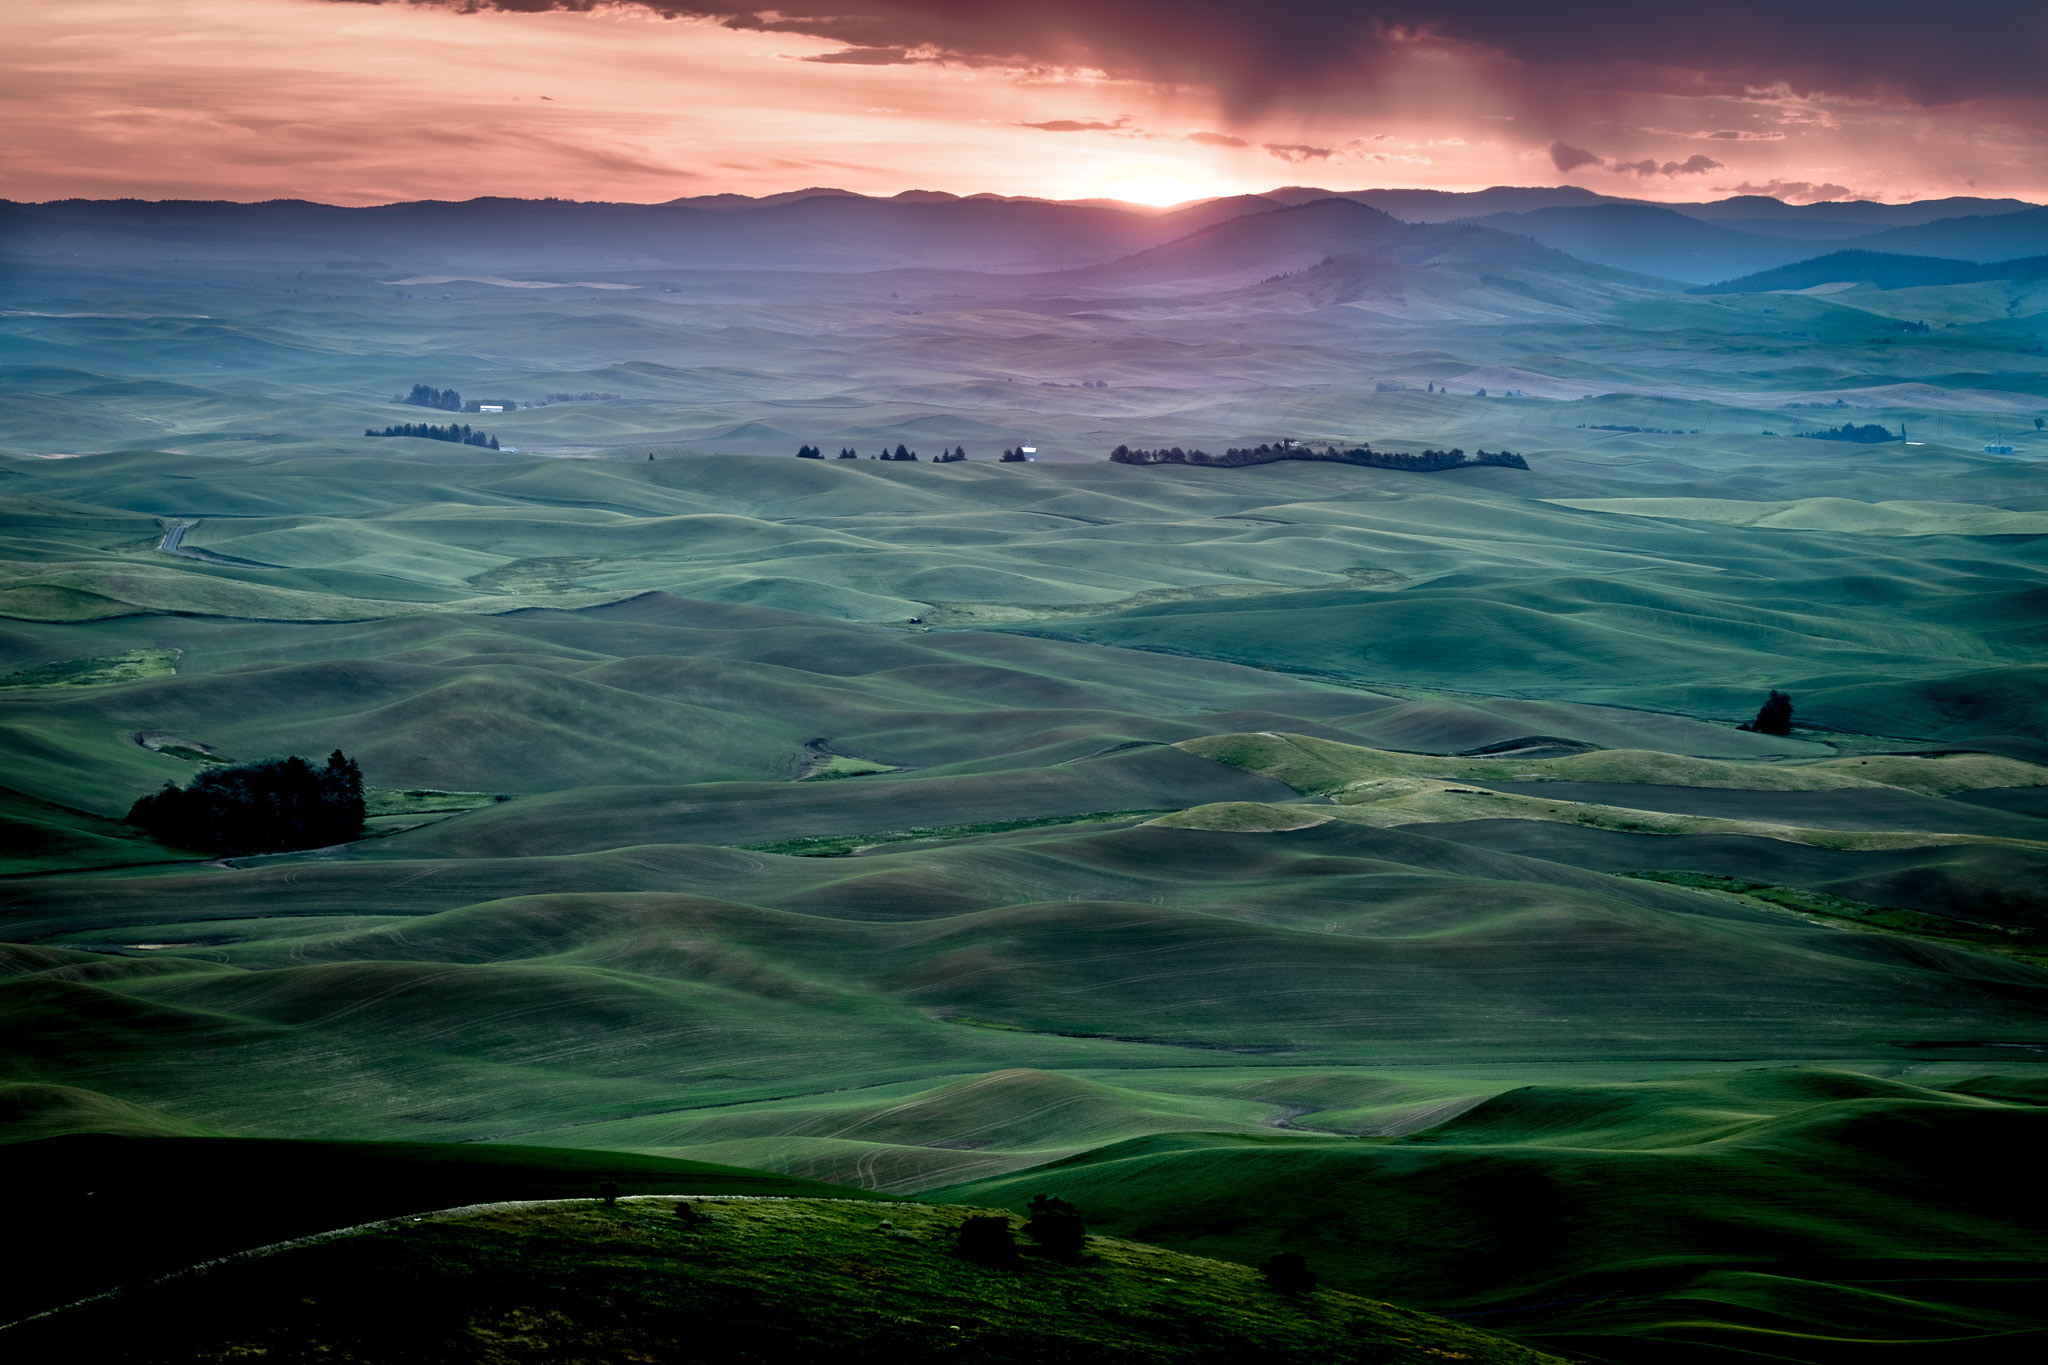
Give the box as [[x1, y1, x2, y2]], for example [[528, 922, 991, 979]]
[[1796, 423, 1901, 444], [367, 422, 499, 449], [401, 384, 520, 413], [1110, 443, 1528, 472], [795, 445, 970, 461], [128, 752, 366, 855]]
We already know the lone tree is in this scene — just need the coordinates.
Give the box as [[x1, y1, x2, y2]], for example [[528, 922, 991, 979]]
[[1260, 1251, 1316, 1294], [128, 751, 366, 855], [1023, 1194, 1086, 1258], [956, 1215, 1018, 1266], [1746, 690, 1795, 736]]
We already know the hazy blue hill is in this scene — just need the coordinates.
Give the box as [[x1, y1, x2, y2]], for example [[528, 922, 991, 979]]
[[0, 195, 1265, 273], [1696, 250, 2048, 293], [1284, 184, 1628, 219], [1469, 204, 1826, 283], [1852, 206, 2048, 262], [1675, 194, 2041, 226], [1076, 197, 1656, 299]]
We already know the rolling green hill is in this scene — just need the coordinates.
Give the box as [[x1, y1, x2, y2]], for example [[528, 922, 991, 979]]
[[0, 1197, 1564, 1364], [2, 222, 2044, 1362], [931, 1069, 2048, 1363]]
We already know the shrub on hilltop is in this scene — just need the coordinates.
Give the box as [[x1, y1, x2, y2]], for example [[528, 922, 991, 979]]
[[128, 751, 366, 855], [956, 1215, 1019, 1266], [1023, 1194, 1086, 1258], [1260, 1251, 1316, 1294]]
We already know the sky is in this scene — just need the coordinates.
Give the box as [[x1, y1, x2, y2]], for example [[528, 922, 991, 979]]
[[5, 0, 2046, 206]]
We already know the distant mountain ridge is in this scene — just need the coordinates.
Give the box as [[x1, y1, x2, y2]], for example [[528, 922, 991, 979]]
[[1694, 249, 2048, 293], [4, 187, 2041, 281]]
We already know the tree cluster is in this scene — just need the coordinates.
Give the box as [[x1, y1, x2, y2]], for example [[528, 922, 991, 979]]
[[795, 445, 825, 458], [128, 751, 366, 855], [1742, 690, 1795, 737], [999, 448, 1028, 462], [1109, 443, 1527, 472], [933, 445, 967, 463], [1795, 423, 1900, 444], [402, 384, 464, 411], [366, 422, 499, 449]]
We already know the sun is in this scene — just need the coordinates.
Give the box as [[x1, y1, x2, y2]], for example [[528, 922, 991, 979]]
[[1095, 167, 1219, 207]]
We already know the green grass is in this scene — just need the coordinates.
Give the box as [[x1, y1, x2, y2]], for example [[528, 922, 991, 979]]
[[362, 787, 505, 816], [0, 648, 178, 689], [741, 809, 1166, 856], [0, 1197, 1565, 1364], [800, 754, 905, 781], [1620, 870, 2048, 963]]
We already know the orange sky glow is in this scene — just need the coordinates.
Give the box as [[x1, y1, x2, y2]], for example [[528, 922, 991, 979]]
[[5, 0, 2045, 206]]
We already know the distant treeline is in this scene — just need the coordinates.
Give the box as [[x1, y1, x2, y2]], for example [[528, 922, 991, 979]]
[[1578, 424, 1700, 435], [797, 444, 967, 462], [403, 383, 615, 413], [1795, 423, 1900, 444], [1109, 443, 1528, 472], [129, 752, 365, 855], [367, 422, 499, 448]]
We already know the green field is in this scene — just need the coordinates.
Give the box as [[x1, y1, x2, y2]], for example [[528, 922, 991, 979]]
[[1, 237, 2044, 1359]]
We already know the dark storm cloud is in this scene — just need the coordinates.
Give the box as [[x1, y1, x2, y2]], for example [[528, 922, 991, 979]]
[[1017, 118, 1132, 132], [363, 2, 2048, 107], [1263, 143, 1335, 162], [1548, 141, 1602, 173], [1611, 154, 1724, 176]]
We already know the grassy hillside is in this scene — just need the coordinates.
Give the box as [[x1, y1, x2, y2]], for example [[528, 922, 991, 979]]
[[0, 1133, 866, 1324], [932, 1069, 2048, 1363], [0, 1197, 1564, 1364]]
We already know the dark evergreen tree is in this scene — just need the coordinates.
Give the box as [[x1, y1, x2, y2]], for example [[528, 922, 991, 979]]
[[1748, 690, 1794, 736], [796, 444, 823, 458]]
